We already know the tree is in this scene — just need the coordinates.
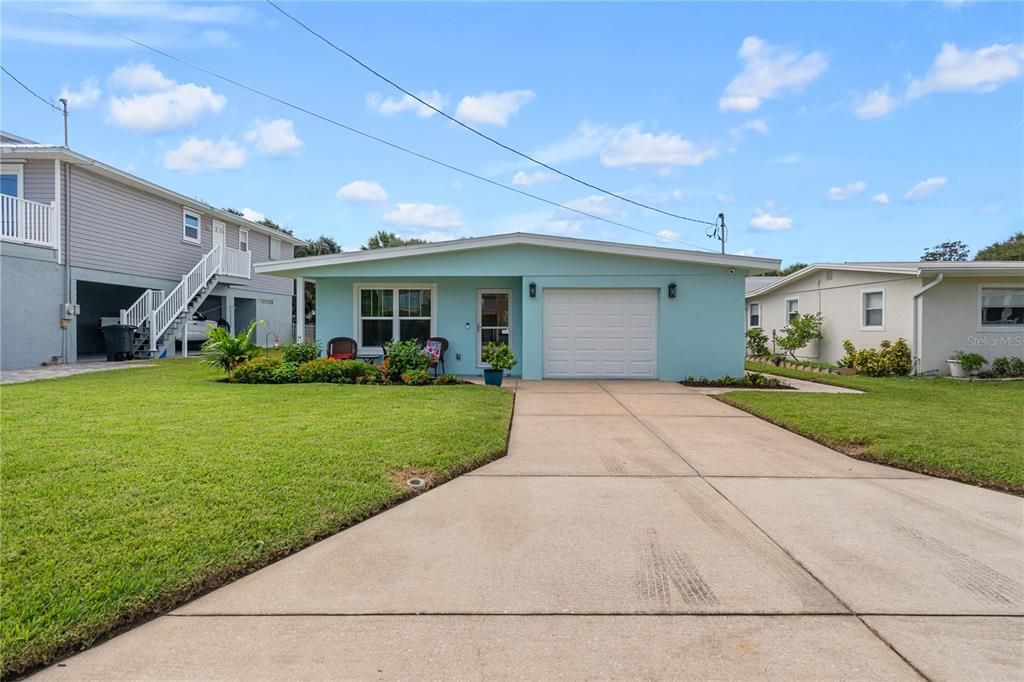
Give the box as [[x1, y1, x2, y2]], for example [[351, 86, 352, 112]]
[[221, 208, 294, 235], [776, 313, 824, 360], [975, 232, 1024, 261], [294, 235, 343, 324], [361, 230, 427, 250], [921, 240, 969, 262], [763, 262, 808, 277]]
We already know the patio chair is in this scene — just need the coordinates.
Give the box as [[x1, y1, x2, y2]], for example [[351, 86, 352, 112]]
[[327, 337, 358, 360], [425, 337, 449, 376]]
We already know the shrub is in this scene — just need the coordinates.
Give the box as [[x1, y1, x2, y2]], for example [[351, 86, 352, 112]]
[[991, 356, 1024, 378], [680, 372, 789, 389], [337, 360, 374, 381], [281, 339, 321, 364], [745, 328, 770, 357], [481, 342, 517, 372], [231, 356, 281, 384], [296, 358, 347, 383], [840, 338, 911, 376], [951, 350, 986, 373], [384, 339, 429, 377], [776, 313, 824, 360], [356, 364, 386, 384], [401, 368, 432, 386], [434, 374, 462, 385], [270, 361, 300, 384], [202, 320, 262, 372]]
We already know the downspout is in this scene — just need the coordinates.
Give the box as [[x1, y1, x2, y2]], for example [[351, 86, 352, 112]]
[[62, 160, 72, 363], [909, 273, 943, 375]]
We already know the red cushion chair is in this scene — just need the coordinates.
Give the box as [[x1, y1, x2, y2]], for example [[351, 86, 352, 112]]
[[327, 337, 357, 361]]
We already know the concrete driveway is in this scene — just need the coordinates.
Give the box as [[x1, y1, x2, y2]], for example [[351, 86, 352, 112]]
[[39, 381, 1023, 680]]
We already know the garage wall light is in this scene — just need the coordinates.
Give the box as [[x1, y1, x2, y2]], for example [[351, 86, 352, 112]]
[[529, 282, 537, 298], [668, 283, 677, 298]]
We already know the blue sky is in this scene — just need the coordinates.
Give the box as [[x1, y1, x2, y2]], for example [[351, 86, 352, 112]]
[[2, 1, 1021, 263]]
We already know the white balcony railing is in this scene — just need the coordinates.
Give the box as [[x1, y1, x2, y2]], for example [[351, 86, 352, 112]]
[[1, 195, 59, 254], [220, 245, 251, 278]]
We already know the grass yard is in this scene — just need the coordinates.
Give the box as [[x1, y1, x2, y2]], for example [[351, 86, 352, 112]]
[[719, 361, 1024, 494], [0, 360, 514, 677]]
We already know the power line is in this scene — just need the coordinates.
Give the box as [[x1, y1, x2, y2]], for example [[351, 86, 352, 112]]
[[61, 11, 720, 253], [265, 0, 719, 229], [1, 65, 62, 112]]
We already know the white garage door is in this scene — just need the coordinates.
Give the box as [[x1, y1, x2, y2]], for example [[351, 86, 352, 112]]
[[543, 289, 658, 379]]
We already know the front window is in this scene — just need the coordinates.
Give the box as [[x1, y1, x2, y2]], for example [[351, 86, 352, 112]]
[[748, 302, 761, 328], [358, 286, 434, 349], [1, 173, 19, 197], [863, 291, 884, 328], [238, 228, 249, 252], [182, 209, 201, 244], [980, 287, 1024, 328], [785, 298, 799, 323], [269, 237, 281, 260]]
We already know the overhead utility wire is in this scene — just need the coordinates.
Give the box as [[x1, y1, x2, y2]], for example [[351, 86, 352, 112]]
[[61, 11, 722, 254], [1, 66, 63, 112], [265, 0, 718, 229]]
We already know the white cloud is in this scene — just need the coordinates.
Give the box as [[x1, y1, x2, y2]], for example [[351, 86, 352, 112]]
[[68, 2, 252, 23], [164, 137, 245, 173], [772, 154, 802, 164], [716, 193, 737, 204], [749, 204, 793, 231], [245, 119, 303, 156], [735, 248, 757, 256], [109, 63, 175, 92], [336, 180, 388, 203], [827, 181, 867, 201], [511, 170, 558, 186], [107, 63, 225, 131], [201, 28, 237, 48], [906, 42, 1024, 100], [871, 192, 891, 205], [563, 194, 617, 217], [600, 126, 717, 168], [903, 177, 948, 202], [383, 203, 462, 229], [365, 90, 446, 118], [981, 203, 1002, 213], [657, 229, 680, 242], [455, 90, 535, 126], [538, 219, 582, 236], [59, 77, 101, 109], [240, 208, 265, 222], [1, 24, 143, 49], [731, 118, 770, 138], [856, 84, 898, 119], [719, 36, 828, 112], [534, 121, 616, 165]]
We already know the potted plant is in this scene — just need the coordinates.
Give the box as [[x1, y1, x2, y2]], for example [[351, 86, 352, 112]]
[[948, 350, 985, 378], [481, 342, 517, 386]]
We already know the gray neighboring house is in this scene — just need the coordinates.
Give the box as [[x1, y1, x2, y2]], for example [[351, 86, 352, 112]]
[[745, 261, 1024, 375], [0, 132, 307, 371]]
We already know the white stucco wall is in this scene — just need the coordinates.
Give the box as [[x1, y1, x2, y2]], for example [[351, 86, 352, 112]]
[[919, 276, 1024, 374], [746, 269, 920, 364]]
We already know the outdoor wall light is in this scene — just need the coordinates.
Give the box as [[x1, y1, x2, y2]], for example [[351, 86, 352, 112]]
[[529, 282, 537, 298], [668, 283, 678, 298]]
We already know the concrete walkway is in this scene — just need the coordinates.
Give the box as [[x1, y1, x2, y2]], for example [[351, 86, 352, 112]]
[[0, 361, 153, 385], [39, 381, 1023, 680]]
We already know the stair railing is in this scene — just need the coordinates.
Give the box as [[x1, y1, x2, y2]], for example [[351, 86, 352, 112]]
[[149, 244, 224, 350]]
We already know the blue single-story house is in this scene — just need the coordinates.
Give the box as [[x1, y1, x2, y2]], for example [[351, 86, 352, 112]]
[[254, 233, 780, 380]]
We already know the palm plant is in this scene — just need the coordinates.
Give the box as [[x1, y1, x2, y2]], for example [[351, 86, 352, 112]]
[[201, 320, 262, 372]]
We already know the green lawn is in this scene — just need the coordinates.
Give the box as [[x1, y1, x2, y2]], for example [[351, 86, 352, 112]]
[[0, 360, 514, 677], [719, 362, 1024, 494]]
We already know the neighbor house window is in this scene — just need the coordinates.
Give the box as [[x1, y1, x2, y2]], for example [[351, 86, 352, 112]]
[[748, 302, 761, 328], [0, 164, 23, 198], [979, 287, 1024, 328], [238, 228, 249, 252], [862, 290, 884, 329], [269, 237, 281, 260], [182, 208, 201, 244], [785, 298, 799, 323], [357, 285, 435, 349]]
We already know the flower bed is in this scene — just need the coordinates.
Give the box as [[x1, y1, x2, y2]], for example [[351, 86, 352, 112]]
[[680, 372, 793, 389]]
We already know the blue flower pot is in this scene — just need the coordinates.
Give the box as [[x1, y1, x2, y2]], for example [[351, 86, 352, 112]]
[[483, 368, 504, 386]]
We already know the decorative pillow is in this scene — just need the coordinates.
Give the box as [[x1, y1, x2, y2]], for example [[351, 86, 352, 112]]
[[424, 340, 442, 362]]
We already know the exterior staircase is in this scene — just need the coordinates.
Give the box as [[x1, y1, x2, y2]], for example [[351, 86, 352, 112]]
[[120, 244, 250, 357]]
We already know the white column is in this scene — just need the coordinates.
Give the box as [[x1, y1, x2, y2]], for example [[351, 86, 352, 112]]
[[295, 276, 305, 343]]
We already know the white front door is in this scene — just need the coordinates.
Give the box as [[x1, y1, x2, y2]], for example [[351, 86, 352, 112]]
[[543, 288, 658, 379], [477, 289, 511, 366], [212, 220, 226, 249]]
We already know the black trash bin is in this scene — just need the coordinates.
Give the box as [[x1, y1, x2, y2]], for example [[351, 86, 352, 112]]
[[101, 324, 137, 361]]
